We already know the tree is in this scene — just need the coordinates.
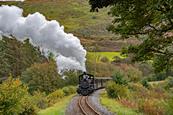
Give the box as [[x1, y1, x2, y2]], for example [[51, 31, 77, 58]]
[[89, 0, 173, 74], [0, 77, 36, 115], [0, 36, 47, 79], [21, 61, 65, 94], [63, 71, 79, 86]]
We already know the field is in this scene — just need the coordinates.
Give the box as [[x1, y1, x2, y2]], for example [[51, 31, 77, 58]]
[[38, 95, 75, 115], [87, 52, 124, 62]]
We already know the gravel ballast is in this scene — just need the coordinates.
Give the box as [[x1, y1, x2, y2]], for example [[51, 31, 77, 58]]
[[65, 89, 114, 115]]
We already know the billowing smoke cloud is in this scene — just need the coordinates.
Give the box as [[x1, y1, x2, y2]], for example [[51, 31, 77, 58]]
[[0, 5, 86, 73]]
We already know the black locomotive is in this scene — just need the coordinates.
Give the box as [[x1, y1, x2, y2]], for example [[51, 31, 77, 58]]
[[77, 72, 95, 96]]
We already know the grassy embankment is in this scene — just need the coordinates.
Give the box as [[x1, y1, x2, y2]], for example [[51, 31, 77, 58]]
[[100, 92, 143, 115], [38, 94, 74, 115]]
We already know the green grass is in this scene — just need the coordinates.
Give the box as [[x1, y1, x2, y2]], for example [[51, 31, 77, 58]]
[[87, 52, 124, 62], [100, 92, 143, 115], [38, 94, 74, 115]]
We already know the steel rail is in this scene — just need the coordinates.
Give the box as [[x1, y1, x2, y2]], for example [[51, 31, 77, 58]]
[[78, 96, 101, 115], [85, 96, 101, 115]]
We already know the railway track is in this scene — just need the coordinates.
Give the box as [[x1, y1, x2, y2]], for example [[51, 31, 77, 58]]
[[78, 96, 101, 115]]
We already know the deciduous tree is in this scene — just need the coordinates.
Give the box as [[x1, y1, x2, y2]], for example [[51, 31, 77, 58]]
[[89, 0, 173, 74]]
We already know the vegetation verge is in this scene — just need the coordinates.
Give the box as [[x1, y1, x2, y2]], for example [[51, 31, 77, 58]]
[[38, 94, 75, 115]]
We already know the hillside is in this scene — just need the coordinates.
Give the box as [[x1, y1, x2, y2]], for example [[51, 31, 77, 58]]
[[0, 0, 135, 51], [0, 0, 113, 36]]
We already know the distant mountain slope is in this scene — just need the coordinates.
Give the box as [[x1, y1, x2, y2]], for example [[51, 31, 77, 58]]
[[0, 0, 138, 51], [0, 0, 112, 37]]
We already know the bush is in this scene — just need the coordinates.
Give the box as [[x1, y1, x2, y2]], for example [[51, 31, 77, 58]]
[[100, 56, 109, 63], [62, 86, 76, 96], [46, 86, 75, 105], [112, 71, 127, 85], [128, 83, 148, 92], [47, 89, 65, 105], [112, 65, 142, 84], [20, 96, 37, 115], [126, 66, 142, 82], [32, 91, 48, 109], [64, 71, 79, 86], [86, 59, 117, 77], [118, 64, 142, 82], [141, 80, 150, 88], [138, 99, 165, 115], [166, 98, 173, 114], [105, 81, 129, 98], [142, 74, 156, 82], [165, 76, 173, 89], [21, 61, 65, 94], [154, 72, 167, 81], [92, 16, 97, 19], [0, 77, 37, 115]]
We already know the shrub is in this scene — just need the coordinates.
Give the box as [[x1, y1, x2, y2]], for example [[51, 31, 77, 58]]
[[141, 80, 150, 88], [20, 96, 37, 115], [128, 83, 147, 92], [166, 98, 173, 114], [64, 71, 79, 86], [105, 81, 129, 98], [111, 65, 142, 85], [138, 99, 165, 115], [62, 86, 76, 96], [143, 74, 156, 82], [126, 66, 142, 82], [100, 56, 109, 63], [86, 59, 117, 77], [92, 16, 97, 19], [21, 61, 65, 94], [118, 64, 142, 82], [154, 72, 167, 81], [32, 91, 48, 109], [165, 76, 173, 89], [118, 98, 138, 109], [47, 89, 65, 105], [112, 71, 127, 85], [0, 77, 37, 115]]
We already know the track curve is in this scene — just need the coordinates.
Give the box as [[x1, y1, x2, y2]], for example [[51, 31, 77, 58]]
[[78, 96, 101, 115]]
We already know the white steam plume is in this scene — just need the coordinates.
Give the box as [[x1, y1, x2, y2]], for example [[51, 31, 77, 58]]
[[0, 5, 86, 73]]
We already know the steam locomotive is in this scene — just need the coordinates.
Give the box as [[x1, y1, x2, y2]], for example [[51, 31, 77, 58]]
[[77, 72, 95, 96], [77, 72, 112, 96]]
